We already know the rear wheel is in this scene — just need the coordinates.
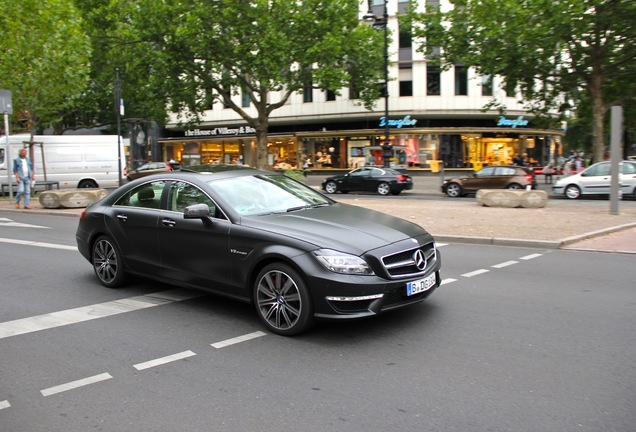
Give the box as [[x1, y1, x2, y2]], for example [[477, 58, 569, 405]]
[[78, 179, 98, 188], [445, 182, 462, 197], [565, 184, 581, 199], [507, 183, 522, 190], [254, 263, 313, 336], [324, 181, 338, 194], [377, 182, 390, 195], [92, 235, 127, 288]]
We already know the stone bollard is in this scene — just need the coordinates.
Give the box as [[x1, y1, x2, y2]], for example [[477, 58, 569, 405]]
[[39, 188, 109, 209], [476, 189, 548, 208]]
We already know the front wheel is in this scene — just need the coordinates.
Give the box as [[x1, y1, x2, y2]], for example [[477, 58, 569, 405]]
[[92, 235, 127, 288], [324, 181, 338, 194], [78, 179, 98, 188], [565, 184, 581, 199], [445, 182, 462, 197], [507, 183, 522, 190], [377, 182, 391, 196], [254, 263, 314, 336]]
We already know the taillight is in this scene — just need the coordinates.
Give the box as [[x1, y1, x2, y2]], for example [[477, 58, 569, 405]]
[[525, 174, 533, 181], [397, 175, 407, 181], [79, 210, 86, 221]]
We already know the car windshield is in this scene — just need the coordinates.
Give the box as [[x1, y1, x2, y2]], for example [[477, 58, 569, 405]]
[[208, 174, 331, 216]]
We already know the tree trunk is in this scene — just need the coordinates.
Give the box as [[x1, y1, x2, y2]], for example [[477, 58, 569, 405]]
[[255, 124, 270, 170], [589, 69, 607, 162]]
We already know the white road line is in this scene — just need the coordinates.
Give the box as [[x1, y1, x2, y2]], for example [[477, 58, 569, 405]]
[[0, 219, 49, 229], [0, 289, 204, 340], [0, 400, 10, 410], [436, 243, 448, 247], [492, 260, 519, 269], [462, 269, 490, 278], [441, 278, 457, 285], [133, 350, 196, 371], [211, 331, 267, 349], [0, 237, 76, 250], [41, 373, 113, 397], [520, 253, 543, 260]]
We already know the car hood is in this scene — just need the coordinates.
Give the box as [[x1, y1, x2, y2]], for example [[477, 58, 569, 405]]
[[240, 202, 431, 255]]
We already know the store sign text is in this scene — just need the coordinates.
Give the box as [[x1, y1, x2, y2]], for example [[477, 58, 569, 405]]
[[379, 115, 417, 129], [497, 116, 529, 128], [185, 126, 256, 137]]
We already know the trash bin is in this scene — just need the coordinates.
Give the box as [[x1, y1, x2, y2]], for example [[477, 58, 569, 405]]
[[472, 161, 483, 171], [429, 160, 443, 173]]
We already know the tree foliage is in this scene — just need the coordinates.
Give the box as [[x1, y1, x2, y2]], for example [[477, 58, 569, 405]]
[[132, 0, 385, 168], [0, 0, 91, 135], [408, 0, 636, 160]]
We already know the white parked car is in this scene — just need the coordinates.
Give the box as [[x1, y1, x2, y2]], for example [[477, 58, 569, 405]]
[[552, 161, 636, 199]]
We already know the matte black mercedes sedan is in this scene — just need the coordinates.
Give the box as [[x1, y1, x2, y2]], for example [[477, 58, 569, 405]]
[[76, 168, 441, 335]]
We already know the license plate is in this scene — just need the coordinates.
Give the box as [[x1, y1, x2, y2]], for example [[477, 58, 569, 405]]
[[406, 273, 436, 296]]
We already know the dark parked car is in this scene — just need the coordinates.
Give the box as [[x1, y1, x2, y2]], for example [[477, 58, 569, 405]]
[[441, 166, 536, 197], [322, 167, 413, 196], [127, 161, 180, 181], [76, 168, 441, 336]]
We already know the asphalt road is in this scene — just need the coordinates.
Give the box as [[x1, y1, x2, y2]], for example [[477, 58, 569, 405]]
[[1, 212, 634, 432]]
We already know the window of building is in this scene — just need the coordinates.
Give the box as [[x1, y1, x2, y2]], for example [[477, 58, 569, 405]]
[[427, 64, 441, 96], [325, 89, 336, 101], [241, 88, 250, 107], [455, 64, 468, 95], [400, 80, 413, 96], [481, 74, 493, 96], [303, 76, 313, 103]]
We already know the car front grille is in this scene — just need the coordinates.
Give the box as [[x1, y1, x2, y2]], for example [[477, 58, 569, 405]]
[[381, 242, 437, 279]]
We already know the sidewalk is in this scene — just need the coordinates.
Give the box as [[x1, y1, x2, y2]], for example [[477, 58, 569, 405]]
[[1, 174, 635, 253]]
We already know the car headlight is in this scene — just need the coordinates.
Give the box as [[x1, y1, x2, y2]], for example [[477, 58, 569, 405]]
[[312, 249, 374, 275]]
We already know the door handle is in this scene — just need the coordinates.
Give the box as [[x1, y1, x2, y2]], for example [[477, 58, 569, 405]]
[[116, 214, 128, 222], [161, 218, 176, 227]]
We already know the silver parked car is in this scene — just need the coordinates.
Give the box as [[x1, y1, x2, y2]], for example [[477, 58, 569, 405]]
[[552, 161, 636, 199]]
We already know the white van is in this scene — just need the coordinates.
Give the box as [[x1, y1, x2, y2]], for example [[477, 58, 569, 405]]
[[0, 134, 127, 190]]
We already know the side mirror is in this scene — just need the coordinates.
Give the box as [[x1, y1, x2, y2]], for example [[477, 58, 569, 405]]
[[184, 203, 210, 219]]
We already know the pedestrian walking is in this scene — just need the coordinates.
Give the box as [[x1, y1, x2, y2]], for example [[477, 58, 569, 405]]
[[542, 163, 555, 184], [13, 148, 35, 209]]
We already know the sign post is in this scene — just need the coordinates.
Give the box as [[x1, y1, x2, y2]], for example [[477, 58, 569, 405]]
[[1, 89, 14, 202]]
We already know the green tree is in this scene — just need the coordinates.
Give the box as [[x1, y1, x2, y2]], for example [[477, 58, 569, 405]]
[[0, 0, 91, 135], [133, 0, 385, 169], [408, 0, 636, 161]]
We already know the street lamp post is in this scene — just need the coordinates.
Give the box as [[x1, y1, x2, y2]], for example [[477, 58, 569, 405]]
[[364, 0, 391, 168]]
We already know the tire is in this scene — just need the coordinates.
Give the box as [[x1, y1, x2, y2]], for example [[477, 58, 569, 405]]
[[377, 182, 390, 196], [324, 181, 338, 194], [445, 182, 462, 197], [78, 179, 98, 188], [254, 263, 314, 336], [390, 190, 402, 196], [565, 184, 581, 199], [507, 183, 522, 190], [92, 235, 127, 288]]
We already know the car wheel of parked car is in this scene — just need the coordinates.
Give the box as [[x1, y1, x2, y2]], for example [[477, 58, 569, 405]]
[[79, 179, 98, 188], [377, 182, 391, 195], [565, 184, 581, 199], [324, 181, 338, 194], [254, 263, 314, 336], [445, 182, 463, 197], [506, 183, 522, 190], [92, 235, 127, 288]]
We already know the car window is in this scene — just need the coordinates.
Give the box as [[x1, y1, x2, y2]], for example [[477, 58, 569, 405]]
[[116, 181, 166, 209], [167, 181, 223, 219], [586, 163, 610, 176], [370, 168, 385, 177], [351, 168, 371, 177], [621, 162, 636, 174], [495, 167, 516, 176], [476, 167, 495, 177]]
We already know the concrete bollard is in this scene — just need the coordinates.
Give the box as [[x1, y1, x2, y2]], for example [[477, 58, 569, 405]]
[[476, 189, 548, 208], [39, 188, 108, 209]]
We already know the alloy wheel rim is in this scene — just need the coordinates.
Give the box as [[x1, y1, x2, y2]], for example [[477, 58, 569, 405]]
[[94, 240, 118, 283], [256, 270, 301, 330]]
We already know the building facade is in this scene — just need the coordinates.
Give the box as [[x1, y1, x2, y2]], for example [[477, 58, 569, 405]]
[[160, 0, 564, 171]]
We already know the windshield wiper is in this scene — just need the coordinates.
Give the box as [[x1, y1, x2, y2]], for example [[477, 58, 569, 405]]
[[286, 203, 329, 212]]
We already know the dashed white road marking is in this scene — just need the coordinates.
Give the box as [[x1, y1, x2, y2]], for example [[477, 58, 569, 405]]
[[211, 331, 267, 348], [0, 400, 10, 410], [0, 218, 49, 229], [41, 373, 113, 397], [462, 269, 490, 278], [441, 278, 457, 285], [520, 253, 543, 260], [492, 260, 519, 269], [134, 350, 197, 371], [0, 289, 204, 340], [0, 236, 76, 250]]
